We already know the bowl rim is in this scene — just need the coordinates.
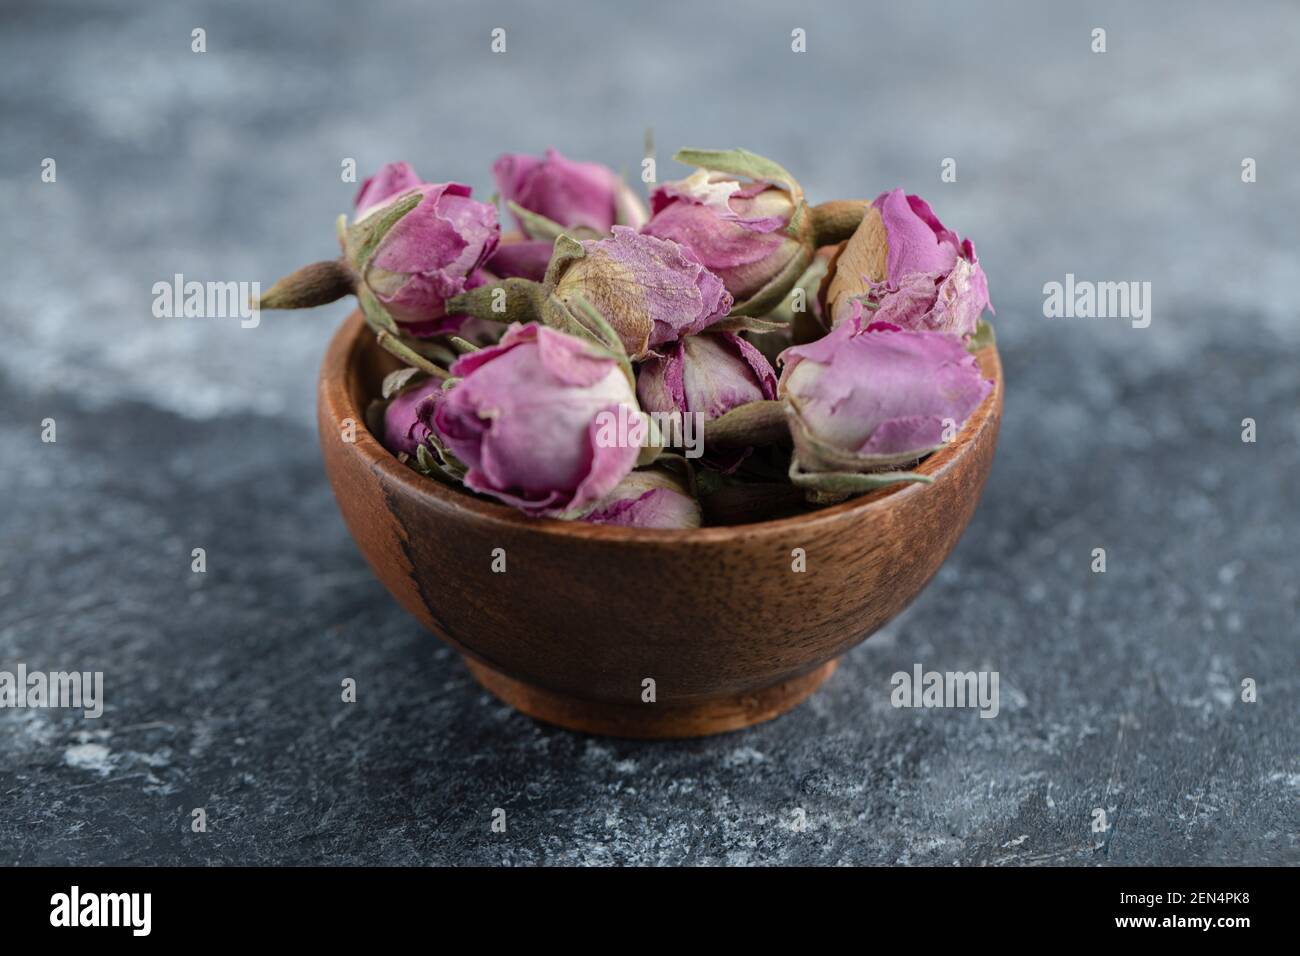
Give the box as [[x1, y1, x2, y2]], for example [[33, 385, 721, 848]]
[[320, 311, 1003, 544]]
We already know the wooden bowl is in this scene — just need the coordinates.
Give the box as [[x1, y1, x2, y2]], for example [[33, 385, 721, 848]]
[[318, 312, 1003, 738]]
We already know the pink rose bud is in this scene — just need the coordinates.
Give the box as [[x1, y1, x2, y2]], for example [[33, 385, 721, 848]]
[[552, 227, 733, 360], [581, 468, 701, 530], [429, 323, 640, 517], [779, 314, 992, 473], [824, 188, 990, 337], [637, 332, 777, 422], [493, 147, 647, 235], [353, 160, 424, 219], [381, 377, 442, 458], [642, 169, 806, 309], [349, 163, 500, 337], [638, 331, 778, 470]]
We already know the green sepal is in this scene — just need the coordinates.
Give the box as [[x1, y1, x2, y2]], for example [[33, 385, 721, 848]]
[[703, 399, 789, 450], [412, 339, 456, 367], [708, 313, 791, 334], [765, 257, 830, 326], [564, 293, 625, 355], [356, 283, 399, 336], [506, 201, 568, 242], [344, 189, 423, 270], [413, 443, 436, 473], [542, 234, 586, 287], [375, 330, 449, 379], [728, 245, 814, 318], [635, 413, 664, 467], [788, 457, 933, 502], [547, 292, 635, 387], [415, 433, 469, 484], [673, 147, 803, 202], [785, 200, 808, 240]]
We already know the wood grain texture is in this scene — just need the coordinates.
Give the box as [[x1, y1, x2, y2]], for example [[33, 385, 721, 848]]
[[318, 311, 1003, 738]]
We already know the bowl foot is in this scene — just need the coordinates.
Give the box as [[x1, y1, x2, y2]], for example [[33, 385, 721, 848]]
[[461, 657, 838, 739]]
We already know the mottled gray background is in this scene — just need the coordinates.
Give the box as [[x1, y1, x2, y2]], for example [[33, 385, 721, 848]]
[[1, 0, 1296, 865]]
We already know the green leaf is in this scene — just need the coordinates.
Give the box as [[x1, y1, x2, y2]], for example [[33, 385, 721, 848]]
[[673, 147, 803, 201], [966, 318, 996, 353]]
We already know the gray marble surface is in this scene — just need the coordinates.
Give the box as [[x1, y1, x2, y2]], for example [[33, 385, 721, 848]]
[[1, 0, 1296, 865]]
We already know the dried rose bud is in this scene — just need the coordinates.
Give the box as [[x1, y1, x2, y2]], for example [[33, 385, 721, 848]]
[[637, 148, 869, 319], [258, 161, 499, 338], [381, 377, 442, 458], [551, 227, 732, 360], [779, 315, 992, 475], [428, 323, 640, 517], [643, 169, 807, 313], [353, 160, 423, 218], [581, 468, 701, 530], [822, 188, 990, 337], [637, 332, 777, 422], [638, 331, 778, 470], [494, 147, 646, 235], [349, 167, 500, 337]]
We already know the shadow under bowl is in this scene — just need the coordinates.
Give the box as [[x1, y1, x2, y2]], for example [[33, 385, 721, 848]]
[[318, 312, 1003, 738]]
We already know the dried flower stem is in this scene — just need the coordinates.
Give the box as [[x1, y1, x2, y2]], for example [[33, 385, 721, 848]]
[[375, 330, 449, 379], [256, 258, 357, 310]]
